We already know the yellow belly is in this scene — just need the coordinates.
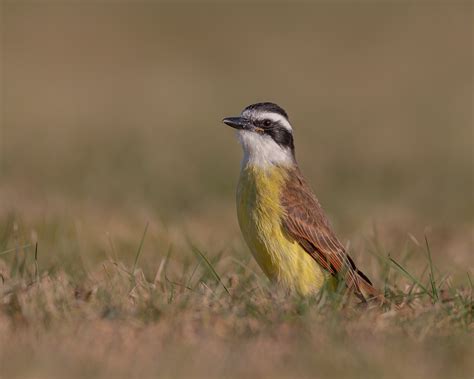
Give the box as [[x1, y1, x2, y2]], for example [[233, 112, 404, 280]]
[[236, 165, 326, 295]]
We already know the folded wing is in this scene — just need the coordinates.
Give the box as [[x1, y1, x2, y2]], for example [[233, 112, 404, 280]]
[[280, 168, 379, 300]]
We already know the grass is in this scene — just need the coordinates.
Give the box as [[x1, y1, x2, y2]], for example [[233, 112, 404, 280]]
[[0, 218, 472, 379]]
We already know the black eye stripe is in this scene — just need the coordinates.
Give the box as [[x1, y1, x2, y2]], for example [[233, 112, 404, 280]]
[[265, 125, 294, 151]]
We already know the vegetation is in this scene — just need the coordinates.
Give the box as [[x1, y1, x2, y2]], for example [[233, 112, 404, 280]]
[[0, 206, 472, 378]]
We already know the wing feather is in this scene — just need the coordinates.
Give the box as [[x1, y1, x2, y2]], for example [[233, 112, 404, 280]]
[[281, 168, 379, 299]]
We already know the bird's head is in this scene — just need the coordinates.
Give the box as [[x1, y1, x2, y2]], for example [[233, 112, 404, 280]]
[[223, 102, 295, 167]]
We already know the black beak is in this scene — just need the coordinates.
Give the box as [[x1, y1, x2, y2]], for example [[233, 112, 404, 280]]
[[222, 116, 250, 130]]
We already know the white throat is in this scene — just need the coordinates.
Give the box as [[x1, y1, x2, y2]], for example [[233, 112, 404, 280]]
[[237, 130, 294, 169]]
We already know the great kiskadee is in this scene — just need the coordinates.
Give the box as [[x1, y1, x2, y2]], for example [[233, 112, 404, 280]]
[[223, 102, 379, 300]]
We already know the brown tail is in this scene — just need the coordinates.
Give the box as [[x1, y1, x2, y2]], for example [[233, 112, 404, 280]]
[[353, 269, 383, 302]]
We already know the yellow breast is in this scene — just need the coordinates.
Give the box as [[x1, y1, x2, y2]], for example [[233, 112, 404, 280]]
[[236, 165, 326, 295]]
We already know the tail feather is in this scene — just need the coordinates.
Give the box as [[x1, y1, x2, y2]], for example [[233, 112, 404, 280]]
[[353, 269, 383, 302]]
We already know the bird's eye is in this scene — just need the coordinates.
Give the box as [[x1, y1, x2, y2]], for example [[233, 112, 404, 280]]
[[263, 119, 272, 127]]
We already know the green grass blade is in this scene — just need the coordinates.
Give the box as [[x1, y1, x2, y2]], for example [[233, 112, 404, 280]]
[[425, 235, 439, 302], [132, 222, 149, 273], [190, 244, 230, 295], [185, 261, 200, 288], [389, 257, 431, 298], [163, 244, 173, 278]]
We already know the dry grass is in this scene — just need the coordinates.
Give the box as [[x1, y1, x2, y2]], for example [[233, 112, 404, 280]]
[[1, 2, 473, 379], [0, 236, 472, 379], [0, 197, 472, 379]]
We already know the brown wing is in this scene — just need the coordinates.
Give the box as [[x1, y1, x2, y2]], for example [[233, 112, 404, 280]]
[[281, 168, 379, 300]]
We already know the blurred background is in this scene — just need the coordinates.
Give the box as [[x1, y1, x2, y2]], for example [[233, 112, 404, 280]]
[[0, 2, 472, 276]]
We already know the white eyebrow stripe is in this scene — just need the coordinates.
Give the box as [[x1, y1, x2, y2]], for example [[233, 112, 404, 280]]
[[257, 112, 293, 131]]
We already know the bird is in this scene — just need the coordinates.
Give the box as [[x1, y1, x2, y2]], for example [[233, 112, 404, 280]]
[[223, 102, 380, 301]]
